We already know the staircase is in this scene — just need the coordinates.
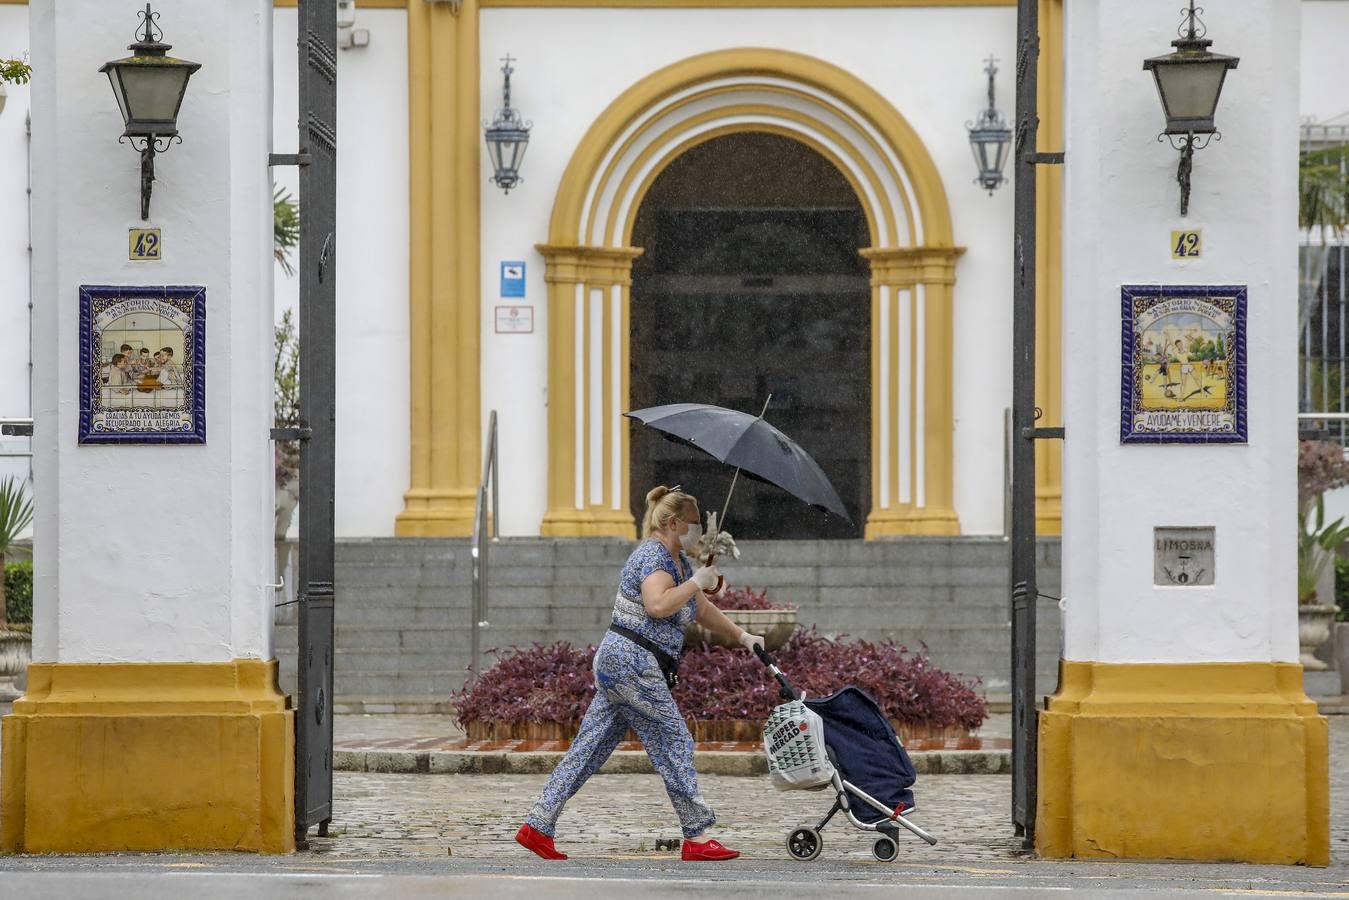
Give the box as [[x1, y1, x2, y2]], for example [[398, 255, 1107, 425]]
[[274, 537, 1062, 713]]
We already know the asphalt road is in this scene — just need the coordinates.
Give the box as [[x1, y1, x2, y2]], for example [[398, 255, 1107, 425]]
[[3, 853, 1349, 898]]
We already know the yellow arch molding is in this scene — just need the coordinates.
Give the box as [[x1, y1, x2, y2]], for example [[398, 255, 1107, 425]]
[[550, 48, 952, 247], [584, 81, 915, 246], [540, 48, 960, 538], [610, 114, 892, 249]]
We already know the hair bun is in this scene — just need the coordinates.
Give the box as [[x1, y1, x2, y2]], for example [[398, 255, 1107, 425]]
[[646, 485, 670, 504]]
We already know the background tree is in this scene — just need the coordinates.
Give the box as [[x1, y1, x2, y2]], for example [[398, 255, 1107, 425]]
[[1298, 144, 1349, 334]]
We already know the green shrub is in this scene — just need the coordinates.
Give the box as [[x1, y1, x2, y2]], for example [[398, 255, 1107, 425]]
[[4, 560, 32, 626]]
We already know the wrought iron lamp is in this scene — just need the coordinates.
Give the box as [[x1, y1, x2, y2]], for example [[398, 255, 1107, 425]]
[[99, 3, 200, 220], [1143, 0, 1239, 216], [483, 55, 532, 193], [966, 56, 1012, 195]]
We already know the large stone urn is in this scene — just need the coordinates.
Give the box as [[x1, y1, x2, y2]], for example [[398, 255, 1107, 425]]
[[0, 630, 32, 701], [685, 608, 798, 652], [1297, 604, 1338, 671]]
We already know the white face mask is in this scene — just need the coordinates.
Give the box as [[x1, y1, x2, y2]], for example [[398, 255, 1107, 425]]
[[679, 522, 703, 553]]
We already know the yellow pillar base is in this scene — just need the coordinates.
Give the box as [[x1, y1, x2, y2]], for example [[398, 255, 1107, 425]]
[[2, 659, 295, 854], [1037, 660, 1328, 865], [541, 507, 636, 539], [395, 488, 476, 537], [864, 507, 960, 538]]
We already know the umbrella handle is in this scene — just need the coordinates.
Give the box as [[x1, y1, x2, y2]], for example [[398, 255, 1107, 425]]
[[704, 552, 725, 595]]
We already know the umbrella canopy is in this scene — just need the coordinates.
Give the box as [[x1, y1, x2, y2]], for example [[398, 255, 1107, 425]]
[[624, 403, 851, 522]]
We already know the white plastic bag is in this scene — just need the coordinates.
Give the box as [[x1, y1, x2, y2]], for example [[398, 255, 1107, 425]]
[[763, 699, 835, 791]]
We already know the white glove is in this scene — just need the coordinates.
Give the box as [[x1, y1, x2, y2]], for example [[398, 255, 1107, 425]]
[[738, 631, 765, 654], [691, 565, 721, 591]]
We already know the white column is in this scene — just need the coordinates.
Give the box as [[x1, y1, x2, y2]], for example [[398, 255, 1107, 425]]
[[1061, 0, 1299, 665], [1040, 0, 1324, 866], [30, 0, 274, 663]]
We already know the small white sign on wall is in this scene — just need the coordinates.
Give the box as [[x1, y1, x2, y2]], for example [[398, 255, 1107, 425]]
[[495, 305, 534, 334]]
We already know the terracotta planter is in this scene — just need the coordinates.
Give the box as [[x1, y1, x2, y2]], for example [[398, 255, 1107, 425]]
[[685, 608, 799, 651], [466, 716, 973, 744], [1297, 604, 1338, 671], [0, 630, 32, 700]]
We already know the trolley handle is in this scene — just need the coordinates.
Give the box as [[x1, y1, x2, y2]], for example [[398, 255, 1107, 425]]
[[753, 644, 800, 701]]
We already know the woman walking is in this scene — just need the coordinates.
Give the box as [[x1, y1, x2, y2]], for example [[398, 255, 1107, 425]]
[[516, 485, 764, 861]]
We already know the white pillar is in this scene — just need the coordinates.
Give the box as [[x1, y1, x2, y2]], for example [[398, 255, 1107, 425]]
[[3, 0, 292, 854], [1038, 0, 1326, 865]]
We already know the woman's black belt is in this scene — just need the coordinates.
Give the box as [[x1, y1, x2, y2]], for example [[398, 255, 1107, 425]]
[[608, 623, 681, 689]]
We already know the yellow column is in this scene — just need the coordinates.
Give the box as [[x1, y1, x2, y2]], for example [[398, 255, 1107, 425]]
[[862, 246, 962, 538], [396, 0, 481, 536], [2, 661, 294, 853], [1038, 662, 1328, 864], [538, 245, 643, 538], [1034, 0, 1064, 534]]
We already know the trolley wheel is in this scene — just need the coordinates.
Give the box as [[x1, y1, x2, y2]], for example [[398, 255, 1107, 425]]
[[872, 835, 899, 862], [787, 827, 823, 862]]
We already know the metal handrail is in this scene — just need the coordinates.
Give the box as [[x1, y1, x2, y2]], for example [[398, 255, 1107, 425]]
[[470, 410, 499, 679]]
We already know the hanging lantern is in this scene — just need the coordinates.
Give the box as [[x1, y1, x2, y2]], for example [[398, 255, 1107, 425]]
[[483, 55, 532, 194], [966, 56, 1012, 196], [99, 3, 201, 220], [1142, 0, 1239, 216]]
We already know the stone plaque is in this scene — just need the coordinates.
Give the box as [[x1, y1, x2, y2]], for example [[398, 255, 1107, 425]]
[[1154, 526, 1215, 586]]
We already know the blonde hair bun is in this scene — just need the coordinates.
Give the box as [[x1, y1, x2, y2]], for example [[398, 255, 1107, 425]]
[[641, 485, 696, 537]]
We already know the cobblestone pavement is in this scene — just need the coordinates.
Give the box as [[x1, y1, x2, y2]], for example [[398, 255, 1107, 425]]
[[313, 771, 1018, 863], [309, 715, 1349, 867]]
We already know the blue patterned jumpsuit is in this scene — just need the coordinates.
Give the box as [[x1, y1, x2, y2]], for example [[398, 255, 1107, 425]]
[[524, 539, 715, 839]]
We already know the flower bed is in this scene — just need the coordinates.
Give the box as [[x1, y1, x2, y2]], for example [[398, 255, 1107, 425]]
[[452, 627, 987, 743], [713, 586, 795, 611]]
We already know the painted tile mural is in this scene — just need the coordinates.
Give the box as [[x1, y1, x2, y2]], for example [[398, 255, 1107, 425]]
[[79, 285, 206, 444], [1120, 284, 1247, 444]]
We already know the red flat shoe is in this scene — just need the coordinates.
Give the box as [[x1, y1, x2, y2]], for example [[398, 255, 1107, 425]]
[[516, 823, 568, 860], [682, 837, 740, 861]]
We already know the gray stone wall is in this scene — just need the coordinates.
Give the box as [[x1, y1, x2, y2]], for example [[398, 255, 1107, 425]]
[[274, 537, 1063, 709]]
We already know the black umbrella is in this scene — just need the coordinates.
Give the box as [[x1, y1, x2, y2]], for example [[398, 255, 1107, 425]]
[[623, 400, 851, 525]]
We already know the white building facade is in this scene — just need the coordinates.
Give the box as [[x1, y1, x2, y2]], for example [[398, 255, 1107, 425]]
[[1, 1, 1345, 542]]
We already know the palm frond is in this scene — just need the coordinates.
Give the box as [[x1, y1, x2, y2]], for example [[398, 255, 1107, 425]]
[[0, 476, 33, 553], [273, 185, 300, 278]]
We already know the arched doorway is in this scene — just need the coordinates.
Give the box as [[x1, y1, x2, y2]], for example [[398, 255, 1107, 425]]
[[537, 48, 961, 540], [628, 133, 869, 538]]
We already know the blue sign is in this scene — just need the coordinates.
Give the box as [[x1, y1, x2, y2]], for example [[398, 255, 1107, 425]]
[[500, 261, 526, 298]]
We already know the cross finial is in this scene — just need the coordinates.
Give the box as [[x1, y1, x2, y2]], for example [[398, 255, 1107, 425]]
[[499, 55, 516, 110], [983, 56, 999, 110]]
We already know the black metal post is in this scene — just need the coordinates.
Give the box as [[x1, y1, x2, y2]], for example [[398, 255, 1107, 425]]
[[1010, 0, 1040, 850], [294, 0, 338, 848]]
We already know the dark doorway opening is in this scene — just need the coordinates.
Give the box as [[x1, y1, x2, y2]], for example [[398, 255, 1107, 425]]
[[629, 132, 870, 539]]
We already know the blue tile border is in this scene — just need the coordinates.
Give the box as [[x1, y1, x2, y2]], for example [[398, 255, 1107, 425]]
[[78, 284, 207, 445], [1119, 284, 1247, 445]]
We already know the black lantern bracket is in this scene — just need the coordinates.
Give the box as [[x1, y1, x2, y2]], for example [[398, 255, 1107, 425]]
[[100, 4, 201, 221], [1160, 131, 1221, 217], [122, 133, 182, 221]]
